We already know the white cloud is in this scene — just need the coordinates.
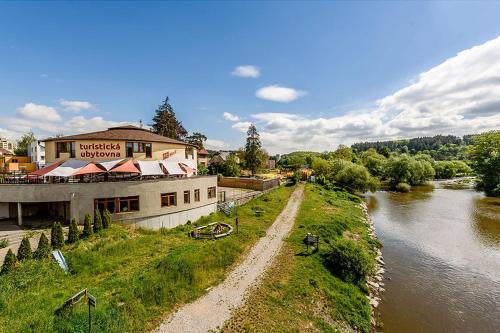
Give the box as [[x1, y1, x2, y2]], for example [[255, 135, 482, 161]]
[[223, 112, 240, 122], [16, 103, 62, 122], [59, 99, 95, 112], [232, 121, 252, 132], [255, 85, 307, 103], [205, 139, 230, 150], [243, 36, 500, 154], [231, 65, 260, 78]]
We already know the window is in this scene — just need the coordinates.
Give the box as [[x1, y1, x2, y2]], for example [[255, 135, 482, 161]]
[[184, 190, 190, 204], [194, 189, 200, 202], [208, 187, 216, 199], [161, 192, 177, 207], [126, 142, 153, 158], [119, 196, 140, 212], [56, 141, 75, 158], [95, 198, 116, 213]]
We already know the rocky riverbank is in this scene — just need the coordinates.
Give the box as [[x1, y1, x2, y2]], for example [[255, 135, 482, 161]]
[[361, 202, 385, 331]]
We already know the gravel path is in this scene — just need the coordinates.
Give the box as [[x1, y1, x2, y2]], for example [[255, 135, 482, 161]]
[[155, 184, 305, 333]]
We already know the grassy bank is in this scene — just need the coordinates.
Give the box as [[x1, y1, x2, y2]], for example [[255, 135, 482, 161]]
[[0, 185, 294, 333], [223, 184, 378, 333]]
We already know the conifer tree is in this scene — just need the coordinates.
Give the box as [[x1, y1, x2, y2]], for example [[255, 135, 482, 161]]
[[244, 124, 263, 175], [103, 209, 112, 229], [17, 237, 32, 261], [34, 233, 51, 259], [1, 249, 18, 274], [93, 209, 103, 233], [150, 97, 188, 140], [82, 214, 93, 238], [67, 219, 79, 244], [51, 223, 64, 249]]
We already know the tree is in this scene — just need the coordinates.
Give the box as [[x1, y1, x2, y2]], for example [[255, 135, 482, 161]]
[[67, 219, 79, 244], [1, 249, 18, 274], [150, 97, 188, 140], [331, 145, 354, 161], [185, 132, 207, 149], [82, 214, 93, 238], [384, 155, 434, 187], [360, 148, 387, 177], [334, 162, 379, 193], [244, 124, 263, 175], [311, 157, 333, 179], [93, 209, 103, 233], [34, 233, 51, 259], [103, 209, 112, 229], [14, 131, 36, 156], [17, 237, 32, 261], [221, 153, 240, 176], [51, 223, 64, 249], [469, 131, 500, 197]]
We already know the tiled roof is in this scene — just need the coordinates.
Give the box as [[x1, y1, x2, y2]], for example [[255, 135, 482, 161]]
[[0, 148, 13, 155], [43, 125, 192, 146], [198, 149, 209, 155]]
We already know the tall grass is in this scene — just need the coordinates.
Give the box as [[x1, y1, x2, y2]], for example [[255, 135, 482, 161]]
[[0, 185, 294, 333]]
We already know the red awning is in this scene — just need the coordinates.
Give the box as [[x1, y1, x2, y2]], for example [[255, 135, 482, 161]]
[[28, 161, 64, 177], [109, 160, 141, 173], [72, 163, 105, 176]]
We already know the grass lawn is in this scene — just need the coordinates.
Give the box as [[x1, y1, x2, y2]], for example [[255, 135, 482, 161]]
[[223, 183, 378, 333], [0, 185, 294, 333]]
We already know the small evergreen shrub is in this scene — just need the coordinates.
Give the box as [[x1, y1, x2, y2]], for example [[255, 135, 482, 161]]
[[103, 209, 112, 229], [82, 214, 93, 238], [324, 239, 374, 284], [67, 219, 79, 244], [17, 237, 32, 261], [395, 182, 411, 193], [34, 233, 51, 259], [0, 239, 8, 249], [51, 223, 64, 249], [93, 209, 103, 233], [1, 249, 18, 275]]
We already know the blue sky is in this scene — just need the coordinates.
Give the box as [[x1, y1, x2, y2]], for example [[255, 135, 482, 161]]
[[1, 1, 500, 153]]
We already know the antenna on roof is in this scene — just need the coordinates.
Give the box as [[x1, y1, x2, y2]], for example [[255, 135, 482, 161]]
[[139, 119, 143, 128]]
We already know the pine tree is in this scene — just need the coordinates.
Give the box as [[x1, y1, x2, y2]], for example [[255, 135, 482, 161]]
[[103, 209, 112, 229], [82, 214, 93, 238], [34, 233, 51, 259], [1, 249, 18, 274], [67, 219, 79, 244], [150, 97, 188, 140], [51, 223, 64, 249], [185, 132, 207, 149], [93, 209, 103, 233], [244, 124, 263, 175], [17, 237, 32, 261]]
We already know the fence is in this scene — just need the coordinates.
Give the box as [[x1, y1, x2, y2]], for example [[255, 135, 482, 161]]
[[217, 177, 280, 191]]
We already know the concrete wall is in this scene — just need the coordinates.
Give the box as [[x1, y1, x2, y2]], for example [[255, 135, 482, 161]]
[[218, 177, 280, 191], [0, 176, 217, 228], [0, 203, 8, 219]]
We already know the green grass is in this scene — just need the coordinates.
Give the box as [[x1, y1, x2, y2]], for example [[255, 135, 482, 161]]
[[223, 184, 377, 333], [0, 185, 294, 333]]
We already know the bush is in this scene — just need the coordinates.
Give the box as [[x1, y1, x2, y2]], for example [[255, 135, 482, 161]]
[[1, 249, 18, 274], [103, 209, 112, 229], [50, 222, 64, 249], [395, 182, 411, 192], [82, 214, 93, 238], [93, 209, 103, 233], [34, 233, 51, 259], [324, 239, 374, 284], [17, 237, 32, 261], [334, 162, 379, 193], [67, 219, 79, 244], [0, 239, 8, 249]]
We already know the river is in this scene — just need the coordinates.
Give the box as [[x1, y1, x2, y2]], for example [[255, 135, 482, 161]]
[[366, 180, 500, 333]]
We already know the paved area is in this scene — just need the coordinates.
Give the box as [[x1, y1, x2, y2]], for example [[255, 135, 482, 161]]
[[155, 184, 304, 333]]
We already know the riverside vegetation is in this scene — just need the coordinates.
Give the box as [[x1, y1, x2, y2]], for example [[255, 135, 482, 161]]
[[224, 184, 378, 333], [0, 185, 294, 333]]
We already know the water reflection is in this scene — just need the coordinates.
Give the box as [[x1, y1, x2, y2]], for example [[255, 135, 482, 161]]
[[368, 182, 500, 333]]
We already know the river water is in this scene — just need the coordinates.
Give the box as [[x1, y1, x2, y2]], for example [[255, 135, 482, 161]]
[[366, 180, 500, 333]]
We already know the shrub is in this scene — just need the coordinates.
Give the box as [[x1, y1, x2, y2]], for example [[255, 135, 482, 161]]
[[324, 239, 374, 284], [94, 209, 103, 233], [395, 182, 411, 193], [291, 170, 301, 185], [34, 233, 51, 259], [82, 214, 93, 238], [17, 237, 32, 261], [334, 162, 379, 193], [1, 249, 18, 274], [0, 239, 8, 249], [50, 222, 64, 249], [67, 219, 79, 244], [103, 209, 112, 229]]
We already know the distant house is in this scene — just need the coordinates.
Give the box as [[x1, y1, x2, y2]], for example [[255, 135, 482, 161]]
[[197, 149, 209, 167], [28, 140, 46, 169], [209, 151, 240, 166]]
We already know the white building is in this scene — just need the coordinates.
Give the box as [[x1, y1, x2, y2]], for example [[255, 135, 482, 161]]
[[0, 138, 16, 152], [28, 140, 45, 169]]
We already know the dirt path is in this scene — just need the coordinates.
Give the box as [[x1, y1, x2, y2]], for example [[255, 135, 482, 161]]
[[154, 184, 305, 333]]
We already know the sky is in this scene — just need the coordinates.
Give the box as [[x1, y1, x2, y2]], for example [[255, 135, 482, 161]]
[[1, 1, 500, 154]]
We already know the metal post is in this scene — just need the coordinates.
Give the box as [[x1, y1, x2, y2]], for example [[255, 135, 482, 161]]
[[88, 301, 91, 333], [236, 217, 239, 234], [17, 202, 22, 226]]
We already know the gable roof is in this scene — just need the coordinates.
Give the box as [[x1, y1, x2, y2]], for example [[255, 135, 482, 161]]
[[43, 125, 192, 146], [0, 148, 13, 155]]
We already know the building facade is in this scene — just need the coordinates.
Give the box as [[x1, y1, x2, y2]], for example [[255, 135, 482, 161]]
[[28, 140, 45, 169], [0, 138, 17, 152]]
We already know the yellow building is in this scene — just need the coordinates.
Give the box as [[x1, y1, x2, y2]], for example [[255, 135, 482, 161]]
[[0, 148, 36, 174], [44, 125, 197, 163]]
